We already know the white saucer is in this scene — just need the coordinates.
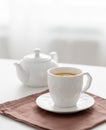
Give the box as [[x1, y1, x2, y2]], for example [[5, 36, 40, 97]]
[[36, 93, 95, 114]]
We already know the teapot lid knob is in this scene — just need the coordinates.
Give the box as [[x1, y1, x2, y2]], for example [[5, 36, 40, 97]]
[[34, 48, 40, 58]]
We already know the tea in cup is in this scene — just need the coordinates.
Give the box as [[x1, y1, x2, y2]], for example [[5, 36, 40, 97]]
[[47, 67, 92, 108]]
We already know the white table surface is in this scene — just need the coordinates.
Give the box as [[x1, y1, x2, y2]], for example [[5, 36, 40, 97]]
[[0, 59, 106, 130]]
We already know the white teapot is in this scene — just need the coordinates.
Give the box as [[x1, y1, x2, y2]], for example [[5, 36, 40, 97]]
[[15, 48, 58, 87]]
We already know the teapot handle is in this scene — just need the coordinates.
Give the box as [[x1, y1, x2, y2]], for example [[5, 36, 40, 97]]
[[50, 52, 58, 62]]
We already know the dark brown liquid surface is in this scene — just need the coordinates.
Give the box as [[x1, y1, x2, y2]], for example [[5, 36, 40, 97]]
[[55, 73, 76, 76]]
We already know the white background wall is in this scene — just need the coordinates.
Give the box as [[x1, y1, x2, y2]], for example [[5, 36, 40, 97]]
[[0, 0, 106, 66]]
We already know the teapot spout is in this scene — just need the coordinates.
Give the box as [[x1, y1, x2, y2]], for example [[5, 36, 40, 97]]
[[15, 63, 29, 83]]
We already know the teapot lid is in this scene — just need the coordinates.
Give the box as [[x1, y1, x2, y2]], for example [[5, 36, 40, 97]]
[[23, 48, 51, 63]]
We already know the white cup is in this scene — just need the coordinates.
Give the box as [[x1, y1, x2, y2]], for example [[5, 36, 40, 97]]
[[47, 67, 92, 108]]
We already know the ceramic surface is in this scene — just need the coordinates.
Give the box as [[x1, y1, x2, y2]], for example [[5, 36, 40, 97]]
[[47, 67, 92, 107], [15, 48, 58, 87], [36, 92, 95, 113]]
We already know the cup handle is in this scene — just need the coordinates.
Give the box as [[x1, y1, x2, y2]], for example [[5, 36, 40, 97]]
[[82, 72, 92, 92]]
